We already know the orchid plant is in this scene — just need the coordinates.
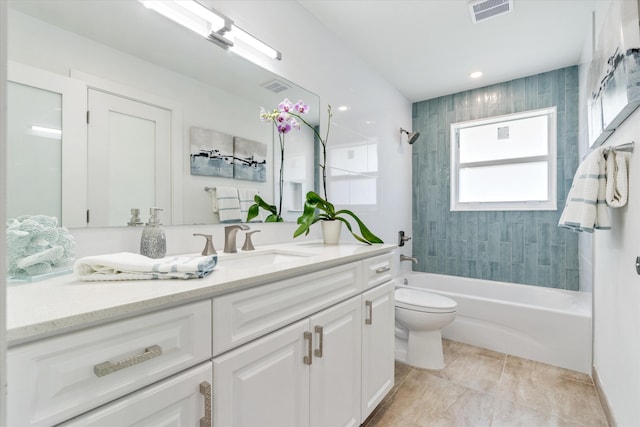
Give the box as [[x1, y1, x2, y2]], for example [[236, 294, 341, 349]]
[[246, 99, 309, 222], [290, 104, 383, 245]]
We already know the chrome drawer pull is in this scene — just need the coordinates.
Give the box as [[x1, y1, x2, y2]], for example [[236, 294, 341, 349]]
[[375, 266, 391, 274], [303, 331, 313, 365], [93, 345, 162, 377], [200, 381, 212, 427], [314, 326, 324, 358], [365, 300, 373, 325]]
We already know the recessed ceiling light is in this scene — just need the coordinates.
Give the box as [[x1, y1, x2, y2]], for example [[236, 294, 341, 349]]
[[337, 105, 349, 112], [470, 71, 483, 79]]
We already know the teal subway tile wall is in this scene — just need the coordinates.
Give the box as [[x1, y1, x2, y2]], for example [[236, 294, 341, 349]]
[[412, 66, 580, 290]]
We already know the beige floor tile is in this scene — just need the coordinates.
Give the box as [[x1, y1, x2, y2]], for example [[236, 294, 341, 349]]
[[491, 398, 584, 427], [497, 356, 607, 425], [438, 349, 506, 394]]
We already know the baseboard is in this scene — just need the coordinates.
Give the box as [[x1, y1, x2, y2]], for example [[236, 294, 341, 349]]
[[592, 364, 617, 427]]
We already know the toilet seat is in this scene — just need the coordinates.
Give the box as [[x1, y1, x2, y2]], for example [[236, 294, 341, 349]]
[[395, 288, 457, 313]]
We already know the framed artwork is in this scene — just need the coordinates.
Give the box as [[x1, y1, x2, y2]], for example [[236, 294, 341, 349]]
[[233, 137, 267, 182], [189, 126, 234, 178]]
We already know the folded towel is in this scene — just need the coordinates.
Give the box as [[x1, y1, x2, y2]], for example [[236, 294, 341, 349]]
[[559, 147, 610, 232], [215, 186, 242, 223], [238, 188, 262, 222], [605, 151, 629, 208], [74, 252, 218, 281]]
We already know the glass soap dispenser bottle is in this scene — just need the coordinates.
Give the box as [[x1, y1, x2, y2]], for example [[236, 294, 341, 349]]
[[140, 207, 166, 259]]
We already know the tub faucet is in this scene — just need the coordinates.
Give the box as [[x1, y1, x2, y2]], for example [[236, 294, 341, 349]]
[[400, 254, 418, 264], [224, 224, 250, 253]]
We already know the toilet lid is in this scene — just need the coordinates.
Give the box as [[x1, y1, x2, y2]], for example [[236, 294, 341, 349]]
[[395, 288, 457, 313]]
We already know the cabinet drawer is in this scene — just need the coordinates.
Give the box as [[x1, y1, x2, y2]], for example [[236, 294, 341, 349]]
[[213, 262, 361, 355], [8, 300, 212, 427], [60, 362, 213, 426], [361, 252, 395, 290]]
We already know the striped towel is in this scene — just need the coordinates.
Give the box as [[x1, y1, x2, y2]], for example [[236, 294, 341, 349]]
[[238, 188, 262, 222], [74, 252, 218, 281], [215, 186, 242, 223], [605, 151, 629, 208], [559, 147, 610, 232]]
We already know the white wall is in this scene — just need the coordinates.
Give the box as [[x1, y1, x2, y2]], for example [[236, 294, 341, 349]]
[[591, 108, 640, 425], [1, 2, 7, 424]]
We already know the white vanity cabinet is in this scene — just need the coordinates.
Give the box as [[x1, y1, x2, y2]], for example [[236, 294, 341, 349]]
[[7, 300, 212, 427], [212, 254, 396, 427]]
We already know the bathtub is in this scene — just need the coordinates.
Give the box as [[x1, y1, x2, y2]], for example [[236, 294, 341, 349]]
[[399, 272, 592, 374]]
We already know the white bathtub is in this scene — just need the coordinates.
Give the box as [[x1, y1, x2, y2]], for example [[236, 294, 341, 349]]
[[399, 272, 592, 374]]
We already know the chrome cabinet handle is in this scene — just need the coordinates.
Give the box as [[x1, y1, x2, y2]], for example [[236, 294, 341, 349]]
[[93, 345, 162, 377], [365, 300, 373, 325], [304, 331, 313, 365], [375, 266, 391, 274], [199, 381, 212, 427], [314, 326, 324, 358]]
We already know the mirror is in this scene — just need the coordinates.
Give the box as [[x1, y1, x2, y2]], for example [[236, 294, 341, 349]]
[[6, 0, 319, 227]]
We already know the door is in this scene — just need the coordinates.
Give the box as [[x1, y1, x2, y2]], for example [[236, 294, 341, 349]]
[[60, 362, 212, 426], [361, 281, 395, 422], [213, 319, 311, 427], [309, 296, 362, 427], [87, 89, 171, 227]]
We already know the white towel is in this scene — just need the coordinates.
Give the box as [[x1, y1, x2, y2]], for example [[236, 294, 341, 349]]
[[74, 252, 218, 281], [605, 151, 629, 208], [559, 147, 610, 232], [215, 186, 242, 223], [238, 188, 263, 222]]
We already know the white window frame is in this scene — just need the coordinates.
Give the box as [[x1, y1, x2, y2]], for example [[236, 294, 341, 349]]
[[450, 107, 557, 211]]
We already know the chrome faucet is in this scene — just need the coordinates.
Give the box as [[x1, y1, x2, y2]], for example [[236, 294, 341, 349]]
[[400, 254, 418, 264], [224, 224, 250, 253]]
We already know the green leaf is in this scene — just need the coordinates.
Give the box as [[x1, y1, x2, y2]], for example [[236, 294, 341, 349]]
[[246, 203, 260, 222], [335, 209, 384, 244]]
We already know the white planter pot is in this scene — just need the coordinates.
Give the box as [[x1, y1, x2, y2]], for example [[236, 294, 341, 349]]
[[321, 220, 342, 245]]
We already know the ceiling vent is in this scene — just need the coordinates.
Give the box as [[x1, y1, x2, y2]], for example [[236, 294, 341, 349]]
[[469, 0, 513, 23], [261, 79, 290, 94]]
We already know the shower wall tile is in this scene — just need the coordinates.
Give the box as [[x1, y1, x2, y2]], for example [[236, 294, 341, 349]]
[[412, 67, 580, 290]]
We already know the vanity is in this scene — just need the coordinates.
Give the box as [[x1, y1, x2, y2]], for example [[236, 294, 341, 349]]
[[6, 242, 397, 426]]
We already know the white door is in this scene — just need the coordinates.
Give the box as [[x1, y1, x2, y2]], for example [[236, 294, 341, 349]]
[[213, 319, 311, 427], [60, 362, 213, 426], [361, 281, 395, 422], [87, 89, 171, 227], [309, 296, 362, 427]]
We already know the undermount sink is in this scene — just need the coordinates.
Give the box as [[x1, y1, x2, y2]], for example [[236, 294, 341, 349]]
[[218, 249, 314, 270]]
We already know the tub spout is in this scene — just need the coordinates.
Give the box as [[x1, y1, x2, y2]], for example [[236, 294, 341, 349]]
[[400, 255, 418, 264]]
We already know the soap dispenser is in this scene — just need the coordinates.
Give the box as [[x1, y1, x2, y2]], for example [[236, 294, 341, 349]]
[[140, 207, 166, 259]]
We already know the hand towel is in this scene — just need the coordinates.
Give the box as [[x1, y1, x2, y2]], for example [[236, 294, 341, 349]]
[[559, 147, 610, 232], [74, 252, 218, 281], [238, 188, 263, 222], [605, 151, 629, 208], [215, 186, 242, 223]]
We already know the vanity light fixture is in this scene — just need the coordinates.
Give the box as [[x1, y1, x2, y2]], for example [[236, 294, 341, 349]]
[[139, 0, 281, 60], [228, 26, 282, 60]]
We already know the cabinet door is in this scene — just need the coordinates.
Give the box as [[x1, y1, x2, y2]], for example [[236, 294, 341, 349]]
[[309, 296, 362, 427], [60, 362, 212, 426], [361, 281, 395, 422], [213, 319, 311, 427]]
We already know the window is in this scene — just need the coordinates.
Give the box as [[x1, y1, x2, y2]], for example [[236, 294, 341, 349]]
[[450, 107, 557, 211], [327, 141, 378, 206]]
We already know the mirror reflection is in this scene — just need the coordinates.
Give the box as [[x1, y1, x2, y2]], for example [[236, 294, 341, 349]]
[[6, 0, 319, 228]]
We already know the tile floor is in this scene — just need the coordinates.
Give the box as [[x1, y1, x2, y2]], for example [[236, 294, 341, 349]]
[[363, 340, 608, 427]]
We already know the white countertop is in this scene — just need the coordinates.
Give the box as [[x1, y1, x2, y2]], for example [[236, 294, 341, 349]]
[[7, 242, 396, 346]]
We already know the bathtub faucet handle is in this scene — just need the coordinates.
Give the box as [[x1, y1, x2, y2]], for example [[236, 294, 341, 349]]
[[398, 231, 412, 247]]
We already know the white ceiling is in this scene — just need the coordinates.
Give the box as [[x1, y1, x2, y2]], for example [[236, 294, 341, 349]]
[[297, 0, 601, 102]]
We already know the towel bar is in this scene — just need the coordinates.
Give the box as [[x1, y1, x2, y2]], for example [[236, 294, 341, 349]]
[[604, 141, 634, 154]]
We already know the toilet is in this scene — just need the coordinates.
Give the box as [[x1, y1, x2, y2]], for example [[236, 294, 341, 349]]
[[394, 287, 457, 370]]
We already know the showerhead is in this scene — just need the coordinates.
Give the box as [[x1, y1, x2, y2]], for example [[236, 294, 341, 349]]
[[400, 127, 420, 144]]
